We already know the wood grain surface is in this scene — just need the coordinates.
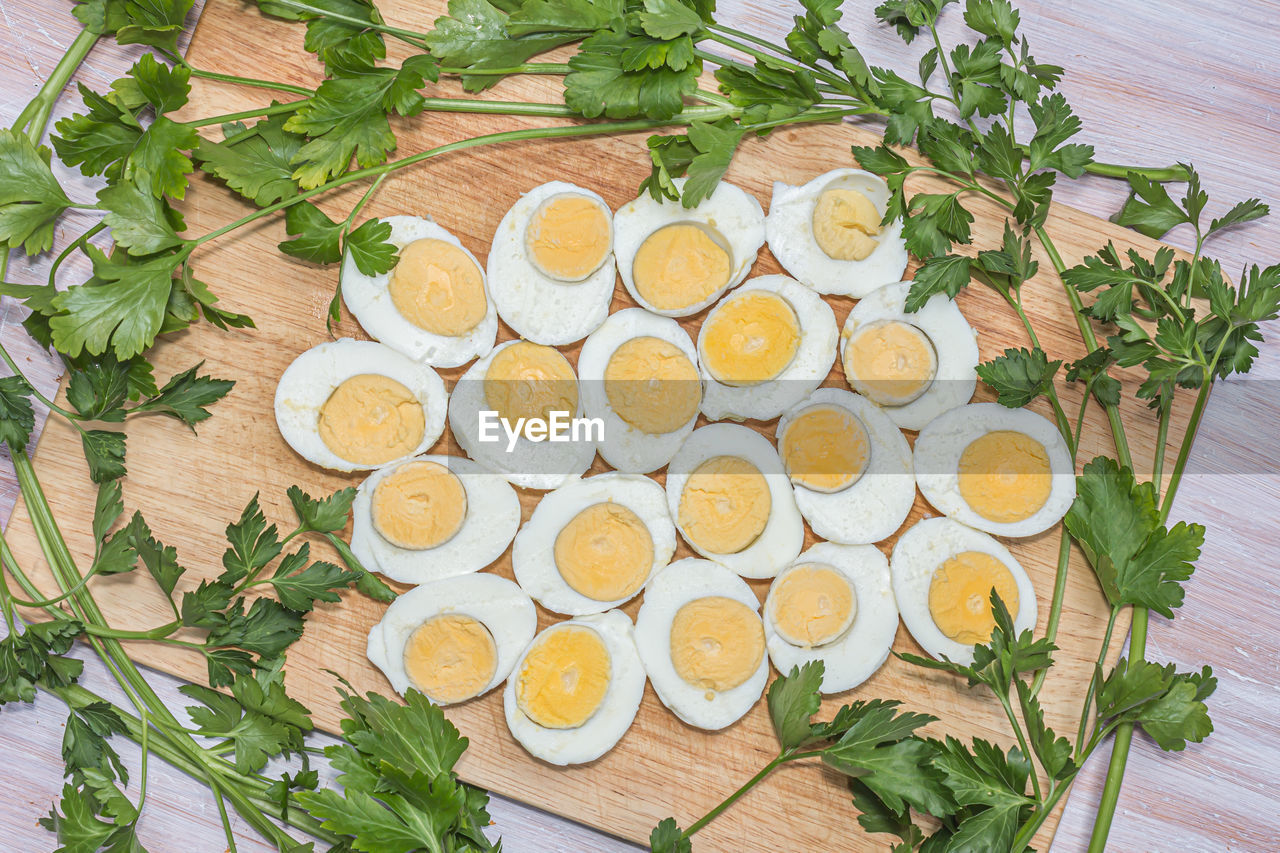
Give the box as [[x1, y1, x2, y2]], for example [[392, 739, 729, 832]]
[[1, 1, 1277, 851]]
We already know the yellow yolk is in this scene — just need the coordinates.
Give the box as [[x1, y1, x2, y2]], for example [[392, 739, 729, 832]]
[[370, 461, 467, 550], [779, 404, 871, 493], [403, 614, 497, 704], [958, 430, 1052, 523], [515, 626, 611, 729], [812, 187, 882, 261], [843, 320, 938, 406], [670, 596, 765, 693], [678, 456, 772, 555], [632, 223, 732, 312], [554, 502, 654, 602], [525, 194, 612, 282], [928, 551, 1020, 644], [388, 238, 488, 337], [483, 341, 579, 423], [771, 564, 857, 647], [317, 374, 425, 466], [700, 292, 801, 387], [603, 336, 701, 434]]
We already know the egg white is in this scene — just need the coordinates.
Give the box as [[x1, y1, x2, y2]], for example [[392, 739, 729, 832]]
[[914, 402, 1076, 537], [697, 275, 838, 422], [764, 542, 899, 694], [341, 215, 498, 368], [665, 423, 805, 579], [840, 280, 979, 430], [511, 473, 676, 615], [366, 573, 537, 702], [766, 169, 909, 298], [487, 182, 617, 346], [777, 388, 916, 544], [890, 516, 1037, 665], [634, 558, 768, 730], [447, 339, 596, 490], [578, 308, 700, 474], [613, 177, 765, 317], [503, 610, 646, 766], [350, 454, 521, 585], [273, 338, 447, 472]]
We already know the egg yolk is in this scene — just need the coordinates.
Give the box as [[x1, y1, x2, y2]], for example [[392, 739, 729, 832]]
[[958, 430, 1052, 523], [928, 551, 1020, 644], [403, 614, 497, 704], [554, 502, 654, 602], [603, 336, 701, 435], [843, 320, 938, 406], [525, 194, 612, 282], [370, 460, 467, 550], [770, 564, 857, 647], [632, 223, 732, 312], [779, 404, 870, 493], [812, 187, 883, 261], [678, 456, 772, 555], [700, 292, 801, 387], [388, 238, 488, 337], [317, 374, 425, 466], [516, 626, 611, 729], [483, 341, 579, 423], [670, 596, 765, 693]]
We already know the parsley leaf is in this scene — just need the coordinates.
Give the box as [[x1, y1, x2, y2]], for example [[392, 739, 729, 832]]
[[288, 485, 357, 534], [73, 0, 193, 51], [649, 817, 691, 853], [0, 618, 84, 705], [565, 25, 701, 120], [133, 362, 235, 426], [345, 217, 397, 276], [98, 179, 184, 254], [1096, 658, 1215, 751], [107, 53, 191, 114], [194, 112, 304, 206], [767, 661, 824, 749], [0, 374, 36, 451], [905, 253, 971, 312], [977, 347, 1062, 407], [279, 202, 343, 265], [269, 544, 359, 612], [125, 512, 186, 600], [182, 672, 311, 773], [220, 494, 283, 585], [0, 129, 75, 255], [81, 429, 128, 483]]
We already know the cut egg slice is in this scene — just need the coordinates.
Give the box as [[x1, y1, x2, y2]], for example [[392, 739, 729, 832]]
[[341, 215, 498, 368], [766, 169, 909, 297], [634, 558, 768, 730], [274, 338, 446, 472], [764, 542, 899, 694], [448, 339, 596, 490], [613, 177, 765, 317], [840, 280, 978, 430], [487, 182, 617, 345], [578, 307, 701, 473], [890, 516, 1037, 664], [665, 423, 804, 579], [512, 472, 676, 615], [349, 454, 520, 585], [697, 274, 837, 421], [914, 402, 1075, 537], [503, 610, 646, 765], [776, 388, 916, 544], [366, 573, 536, 704]]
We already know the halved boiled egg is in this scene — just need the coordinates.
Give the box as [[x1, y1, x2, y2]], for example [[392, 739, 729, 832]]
[[487, 182, 617, 345], [448, 339, 596, 490], [274, 339, 446, 472], [840, 280, 978, 430], [366, 573, 536, 704], [665, 423, 804, 579], [914, 402, 1075, 537], [578, 308, 701, 474], [512, 473, 676, 615], [766, 169, 909, 297], [634, 558, 768, 730], [613, 178, 765, 317], [764, 542, 899, 694], [776, 388, 915, 544], [890, 516, 1037, 664], [349, 454, 520, 585], [503, 610, 646, 765], [697, 275, 837, 421], [341, 216, 497, 367]]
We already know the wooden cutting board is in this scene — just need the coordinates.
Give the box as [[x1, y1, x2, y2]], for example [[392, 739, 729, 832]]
[[7, 1, 1190, 849]]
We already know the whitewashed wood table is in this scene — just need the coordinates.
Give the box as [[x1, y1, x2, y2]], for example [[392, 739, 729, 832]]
[[1, 1, 1277, 850]]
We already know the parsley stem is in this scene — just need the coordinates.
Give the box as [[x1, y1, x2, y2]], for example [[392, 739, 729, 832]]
[[1076, 606, 1120, 752], [439, 63, 572, 76], [255, 0, 430, 49], [681, 749, 794, 840], [11, 29, 99, 140], [162, 49, 315, 97], [1081, 160, 1191, 183], [0, 341, 81, 422], [704, 23, 857, 95], [184, 99, 307, 128]]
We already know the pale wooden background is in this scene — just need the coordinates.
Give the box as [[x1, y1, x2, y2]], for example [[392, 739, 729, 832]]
[[1, 1, 1277, 851]]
